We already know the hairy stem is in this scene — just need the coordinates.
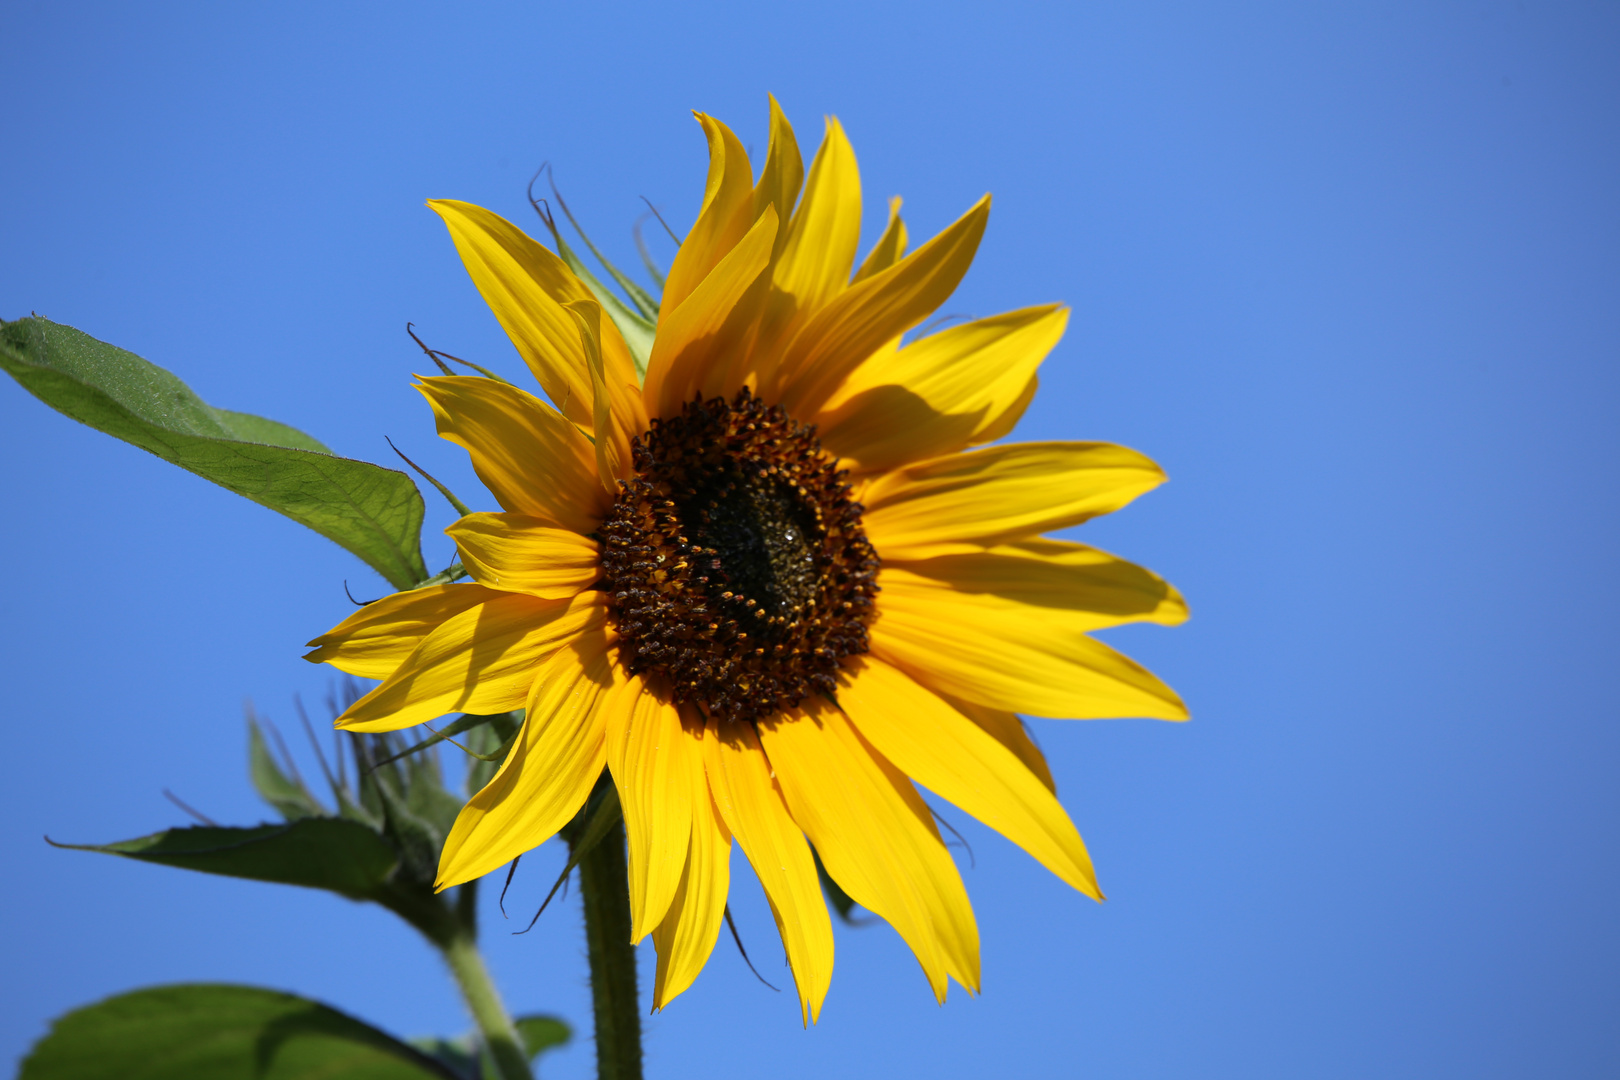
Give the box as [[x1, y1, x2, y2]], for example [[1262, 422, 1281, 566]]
[[441, 929, 532, 1080], [577, 818, 643, 1080]]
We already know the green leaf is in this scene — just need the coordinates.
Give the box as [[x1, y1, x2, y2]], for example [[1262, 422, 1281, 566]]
[[247, 717, 326, 822], [812, 845, 869, 926], [0, 317, 428, 589], [50, 819, 399, 901], [20, 984, 460, 1080], [513, 1015, 570, 1060]]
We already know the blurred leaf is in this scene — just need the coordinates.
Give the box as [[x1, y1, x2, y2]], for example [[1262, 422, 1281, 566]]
[[412, 1017, 566, 1079], [0, 317, 428, 589], [247, 717, 325, 822], [50, 819, 398, 901], [812, 845, 868, 925], [372, 767, 448, 887], [404, 751, 465, 839], [407, 1035, 481, 1079], [513, 1015, 570, 1060], [19, 983, 460, 1080]]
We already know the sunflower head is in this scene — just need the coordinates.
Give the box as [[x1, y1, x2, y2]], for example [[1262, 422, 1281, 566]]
[[306, 97, 1187, 1024], [600, 386, 879, 723]]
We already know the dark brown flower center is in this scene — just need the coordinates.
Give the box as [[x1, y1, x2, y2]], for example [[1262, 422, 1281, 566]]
[[599, 388, 879, 723]]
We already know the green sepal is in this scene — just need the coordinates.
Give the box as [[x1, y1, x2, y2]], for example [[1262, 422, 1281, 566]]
[[366, 711, 512, 772], [633, 215, 668, 289], [545, 182, 661, 321], [247, 717, 326, 822], [19, 983, 461, 1080], [531, 200, 657, 381], [48, 819, 399, 902], [464, 711, 523, 795], [413, 561, 471, 591], [0, 317, 428, 589], [528, 782, 622, 925], [388, 436, 474, 518]]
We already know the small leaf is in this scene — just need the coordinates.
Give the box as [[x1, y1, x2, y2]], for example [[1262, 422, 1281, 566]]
[[812, 845, 868, 926], [247, 717, 326, 822], [371, 767, 448, 887], [513, 1015, 570, 1060], [19, 983, 460, 1080], [0, 317, 428, 589], [51, 819, 399, 901]]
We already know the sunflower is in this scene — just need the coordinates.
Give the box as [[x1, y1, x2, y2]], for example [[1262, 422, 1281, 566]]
[[306, 99, 1187, 1023]]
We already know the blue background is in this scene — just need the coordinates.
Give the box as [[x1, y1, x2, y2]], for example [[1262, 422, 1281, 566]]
[[3, 2, 1616, 1077]]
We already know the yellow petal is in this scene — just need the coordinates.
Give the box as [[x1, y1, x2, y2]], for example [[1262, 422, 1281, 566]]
[[837, 657, 1101, 899], [435, 623, 616, 888], [659, 113, 756, 321], [427, 199, 639, 431], [335, 591, 607, 733], [851, 196, 908, 285], [861, 441, 1166, 559], [884, 538, 1188, 631], [770, 195, 990, 418], [417, 376, 608, 532], [642, 206, 779, 419], [445, 513, 599, 599], [870, 582, 1188, 721], [938, 692, 1056, 794], [704, 717, 835, 1025], [972, 373, 1039, 447], [772, 116, 862, 320], [303, 582, 497, 680], [604, 673, 696, 942], [734, 117, 866, 397], [759, 699, 979, 1001], [651, 767, 732, 1010], [816, 305, 1069, 472], [752, 95, 805, 261]]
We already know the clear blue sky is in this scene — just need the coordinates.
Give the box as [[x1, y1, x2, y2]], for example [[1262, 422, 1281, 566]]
[[3, 2, 1617, 1077]]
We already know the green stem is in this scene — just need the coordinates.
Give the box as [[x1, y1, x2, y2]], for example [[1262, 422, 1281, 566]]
[[577, 817, 643, 1080], [441, 928, 532, 1080]]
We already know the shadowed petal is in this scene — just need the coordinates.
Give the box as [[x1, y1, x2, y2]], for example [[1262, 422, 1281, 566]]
[[837, 657, 1101, 899], [759, 698, 979, 1001], [447, 513, 599, 599], [336, 592, 607, 733], [435, 618, 616, 889], [705, 717, 835, 1024], [303, 582, 497, 679]]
